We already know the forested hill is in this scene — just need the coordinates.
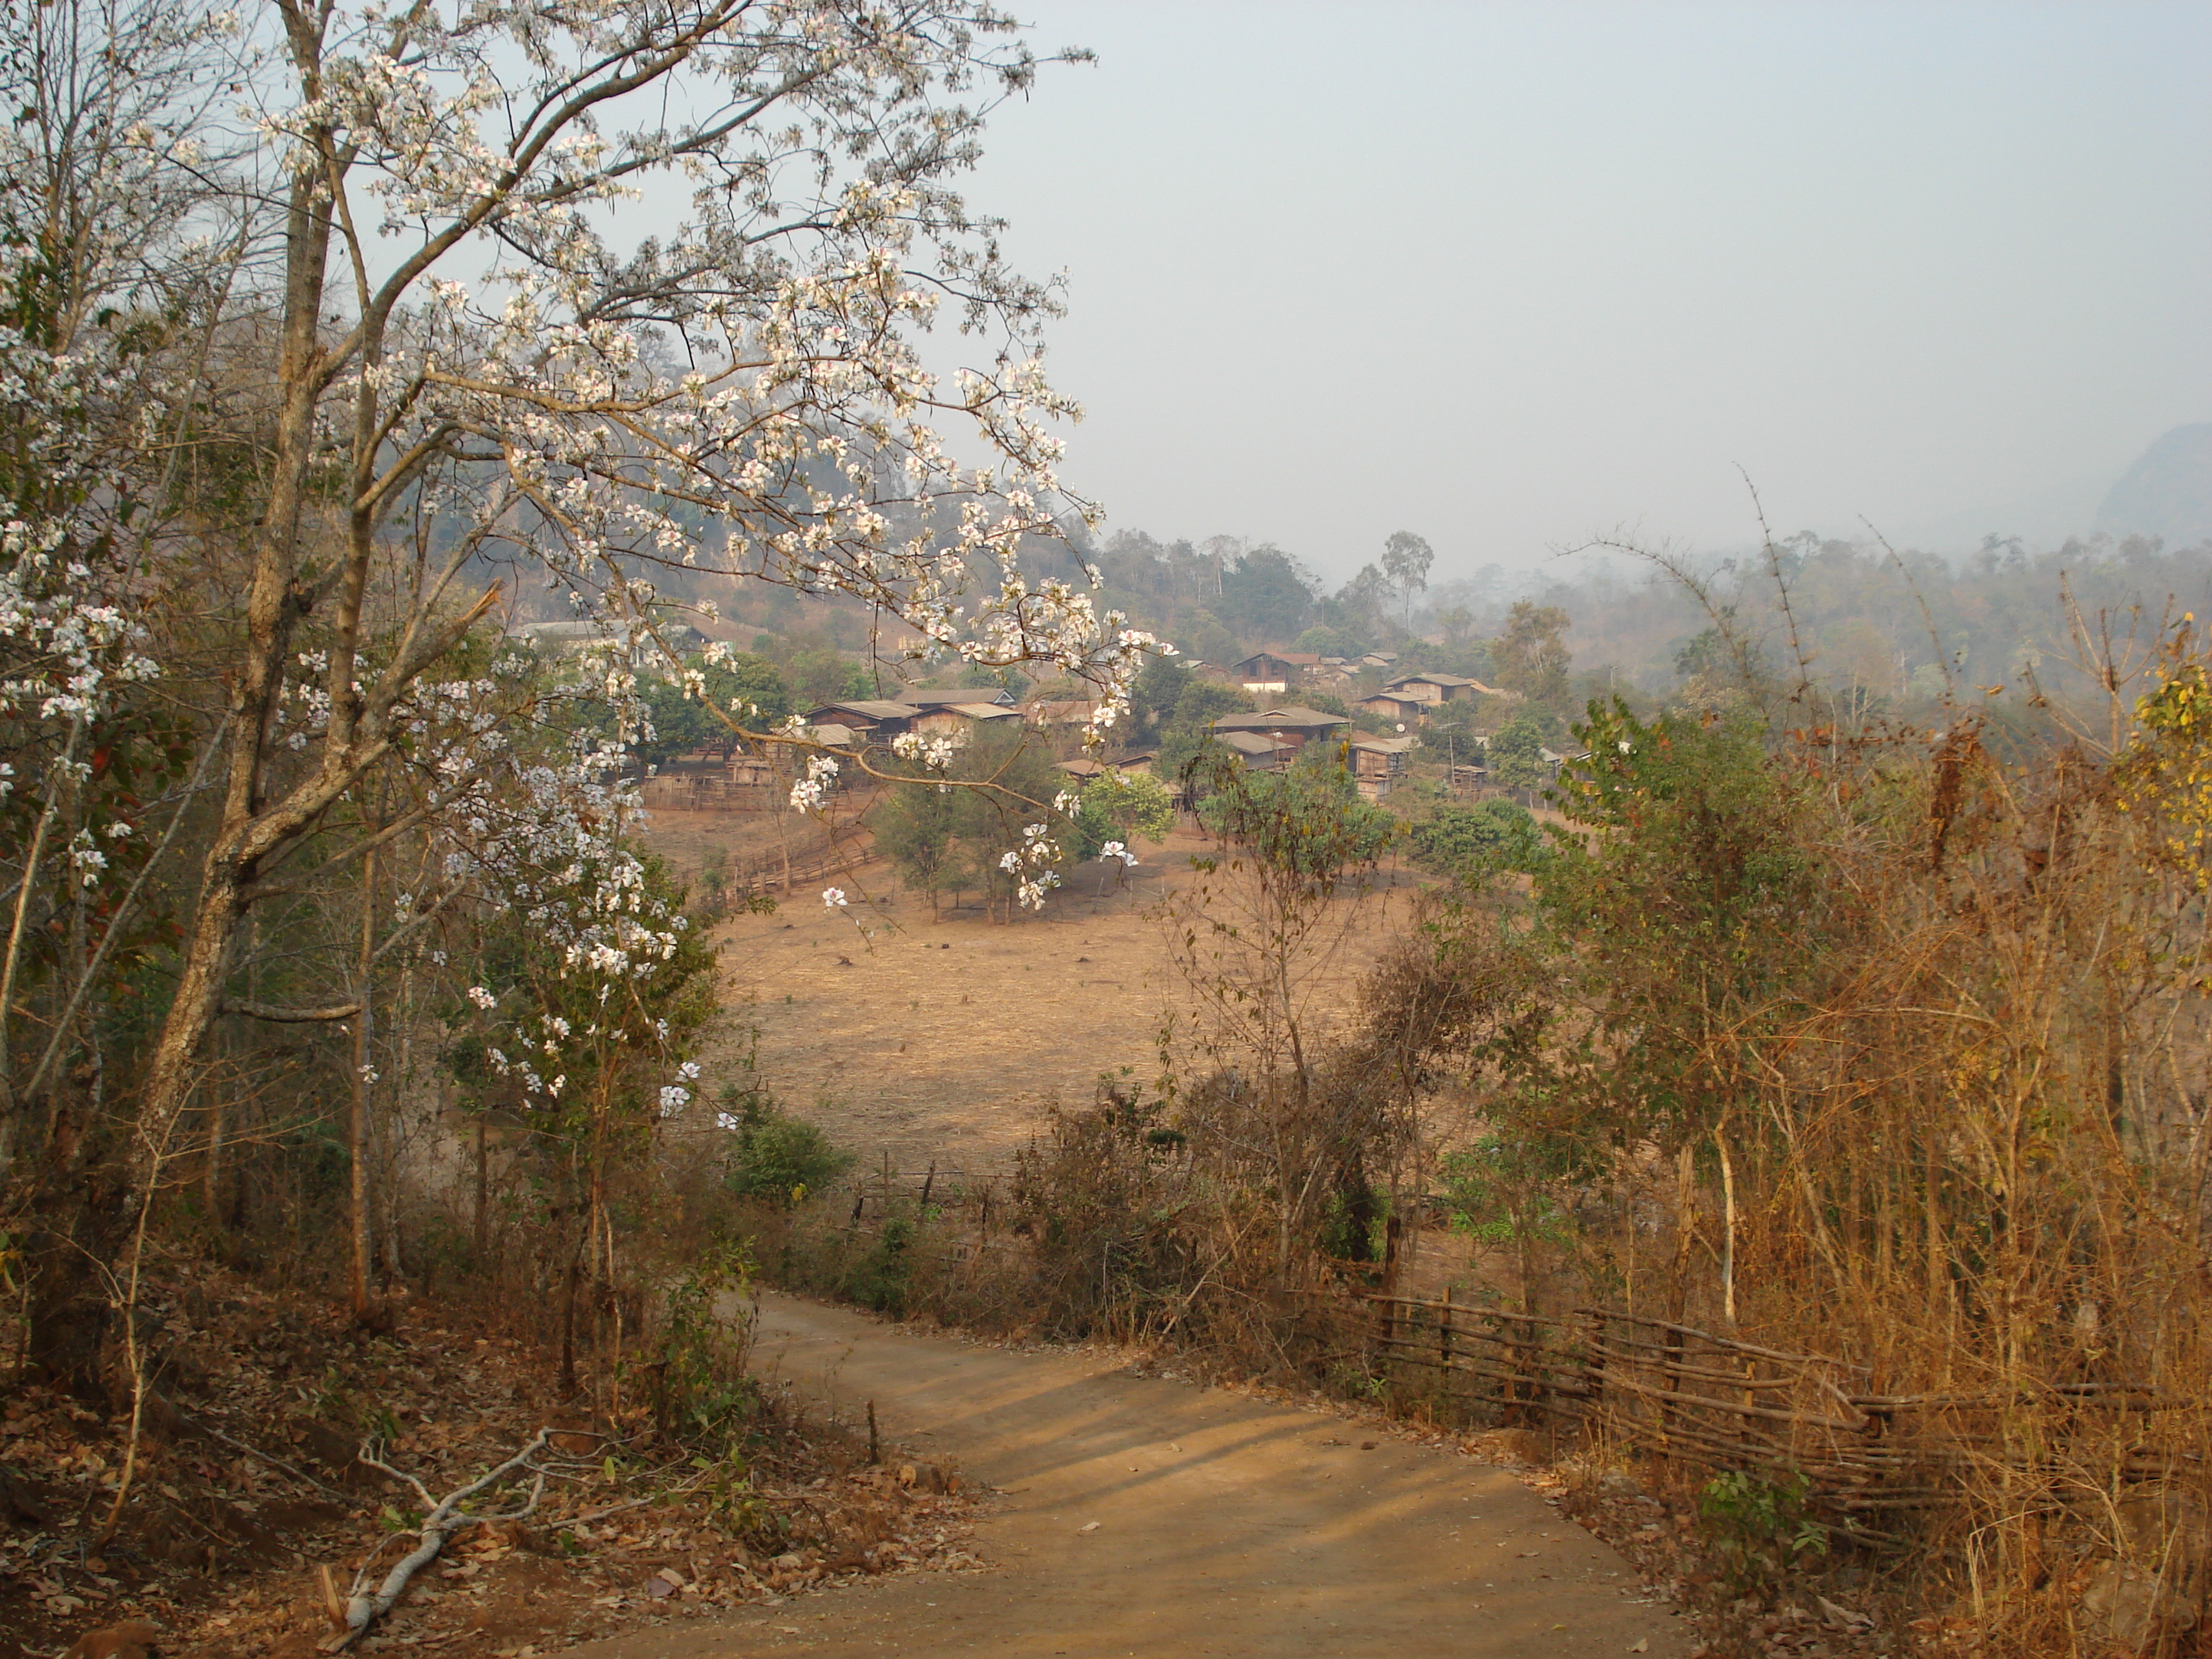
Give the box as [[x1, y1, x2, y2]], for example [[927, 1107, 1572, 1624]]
[[1059, 524, 2212, 709]]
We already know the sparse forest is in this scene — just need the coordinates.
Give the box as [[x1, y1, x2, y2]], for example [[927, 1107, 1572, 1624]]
[[0, 1, 1147, 1652]]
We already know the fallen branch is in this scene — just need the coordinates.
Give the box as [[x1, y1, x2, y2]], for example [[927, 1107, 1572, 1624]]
[[199, 1423, 351, 1502], [322, 1427, 549, 1653]]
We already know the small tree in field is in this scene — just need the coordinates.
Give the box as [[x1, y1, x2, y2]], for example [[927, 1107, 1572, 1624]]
[[1169, 747, 1398, 1273], [1071, 771, 1175, 858], [873, 772, 975, 920]]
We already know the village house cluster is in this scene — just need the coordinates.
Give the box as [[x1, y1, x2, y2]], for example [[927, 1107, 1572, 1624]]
[[521, 621, 1587, 811]]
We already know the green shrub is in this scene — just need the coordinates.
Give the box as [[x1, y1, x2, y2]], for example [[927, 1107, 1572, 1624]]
[[645, 1240, 760, 1442], [1409, 799, 1547, 876], [1485, 710, 1550, 791], [843, 1213, 917, 1314], [720, 1087, 853, 1205], [1697, 1469, 1828, 1587]]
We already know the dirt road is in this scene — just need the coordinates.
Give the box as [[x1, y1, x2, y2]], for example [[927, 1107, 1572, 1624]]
[[565, 1295, 1690, 1659]]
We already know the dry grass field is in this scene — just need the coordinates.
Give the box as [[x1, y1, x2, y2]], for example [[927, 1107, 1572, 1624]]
[[642, 807, 1426, 1179]]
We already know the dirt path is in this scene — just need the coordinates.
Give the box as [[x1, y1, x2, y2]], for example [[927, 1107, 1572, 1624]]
[[564, 1295, 1691, 1659]]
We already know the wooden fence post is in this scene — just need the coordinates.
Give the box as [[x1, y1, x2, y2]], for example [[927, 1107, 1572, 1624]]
[[1584, 1308, 1606, 1432], [1439, 1285, 1454, 1410]]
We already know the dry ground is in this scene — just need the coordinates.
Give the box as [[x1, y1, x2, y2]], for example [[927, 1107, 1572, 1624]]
[[567, 1292, 1697, 1659], [647, 811, 1426, 1176], [0, 1267, 986, 1659]]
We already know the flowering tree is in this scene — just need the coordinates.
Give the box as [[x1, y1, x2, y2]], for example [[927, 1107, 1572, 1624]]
[[126, 0, 1161, 1215], [0, 0, 252, 1187], [450, 744, 719, 1393]]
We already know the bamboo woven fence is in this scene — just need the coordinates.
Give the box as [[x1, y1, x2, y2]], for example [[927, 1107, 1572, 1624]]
[[1305, 1290, 2209, 1520]]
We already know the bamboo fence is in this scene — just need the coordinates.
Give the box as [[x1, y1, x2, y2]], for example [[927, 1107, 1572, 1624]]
[[1303, 1289, 2209, 1520]]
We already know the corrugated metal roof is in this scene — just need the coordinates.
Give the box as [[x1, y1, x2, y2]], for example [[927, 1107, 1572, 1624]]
[[807, 699, 917, 721], [1214, 706, 1350, 731], [893, 688, 1015, 707], [1218, 730, 1284, 757]]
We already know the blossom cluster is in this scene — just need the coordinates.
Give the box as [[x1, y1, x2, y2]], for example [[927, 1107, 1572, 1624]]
[[998, 821, 1064, 912]]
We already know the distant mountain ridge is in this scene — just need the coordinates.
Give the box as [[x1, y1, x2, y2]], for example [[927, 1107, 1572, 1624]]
[[2098, 423, 2212, 547]]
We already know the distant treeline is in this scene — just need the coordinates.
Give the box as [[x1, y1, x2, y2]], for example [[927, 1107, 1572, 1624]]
[[1058, 526, 2212, 715]]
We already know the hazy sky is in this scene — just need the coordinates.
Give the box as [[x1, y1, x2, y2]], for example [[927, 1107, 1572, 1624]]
[[945, 1, 2211, 583]]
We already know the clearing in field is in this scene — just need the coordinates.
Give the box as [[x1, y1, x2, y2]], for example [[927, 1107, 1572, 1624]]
[[648, 813, 1423, 1177]]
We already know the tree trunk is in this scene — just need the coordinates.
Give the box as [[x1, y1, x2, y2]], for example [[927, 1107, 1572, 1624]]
[[203, 1015, 228, 1222], [473, 1114, 488, 1261], [1666, 1140, 1697, 1322], [348, 841, 377, 1321], [130, 150, 338, 1217], [379, 961, 412, 1285]]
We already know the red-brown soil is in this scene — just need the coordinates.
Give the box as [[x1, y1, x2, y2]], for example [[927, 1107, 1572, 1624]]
[[565, 1292, 1698, 1659], [644, 809, 1426, 1179]]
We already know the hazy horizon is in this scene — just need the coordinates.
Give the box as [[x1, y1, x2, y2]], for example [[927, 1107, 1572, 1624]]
[[950, 1, 2210, 584]]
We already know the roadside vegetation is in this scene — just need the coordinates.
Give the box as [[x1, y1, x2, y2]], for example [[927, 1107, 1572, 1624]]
[[737, 565, 2212, 1658]]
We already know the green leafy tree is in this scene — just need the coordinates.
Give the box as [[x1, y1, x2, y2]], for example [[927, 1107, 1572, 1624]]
[[1071, 771, 1176, 859], [1381, 530, 1434, 626], [1439, 1130, 1597, 1313], [788, 647, 871, 709], [1181, 611, 1243, 667], [1294, 625, 1366, 657], [1486, 711, 1550, 793], [701, 653, 793, 725], [589, 652, 793, 767], [1333, 563, 1393, 642], [1534, 699, 1817, 1156], [1129, 652, 1192, 747], [1195, 747, 1398, 876], [1157, 680, 1254, 784], [1395, 636, 1495, 683], [1416, 696, 1479, 759], [1217, 545, 1315, 644], [634, 679, 721, 765], [871, 775, 975, 918], [1491, 601, 1573, 704], [1410, 799, 1546, 877], [719, 1087, 853, 1206], [871, 727, 1069, 921], [1170, 745, 1399, 1270]]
